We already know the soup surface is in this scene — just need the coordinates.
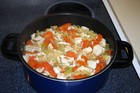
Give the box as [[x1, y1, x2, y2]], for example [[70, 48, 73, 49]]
[[23, 23, 112, 79]]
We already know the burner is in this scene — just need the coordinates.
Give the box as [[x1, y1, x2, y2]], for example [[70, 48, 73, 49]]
[[45, 1, 95, 18]]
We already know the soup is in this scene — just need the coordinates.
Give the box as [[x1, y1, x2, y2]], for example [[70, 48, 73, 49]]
[[23, 23, 112, 79]]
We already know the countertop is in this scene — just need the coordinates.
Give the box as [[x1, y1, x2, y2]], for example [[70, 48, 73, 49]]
[[0, 0, 140, 93], [102, 0, 140, 78], [108, 0, 140, 70]]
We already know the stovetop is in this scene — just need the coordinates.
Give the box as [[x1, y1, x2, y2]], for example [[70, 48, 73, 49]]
[[0, 0, 140, 93]]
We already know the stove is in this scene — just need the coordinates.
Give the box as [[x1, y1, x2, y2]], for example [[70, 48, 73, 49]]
[[0, 0, 140, 93]]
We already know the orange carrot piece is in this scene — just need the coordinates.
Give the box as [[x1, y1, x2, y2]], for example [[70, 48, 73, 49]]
[[81, 55, 88, 62], [43, 33, 55, 47], [43, 38, 57, 49], [93, 40, 100, 45], [72, 66, 79, 72], [70, 29, 77, 34], [43, 38, 51, 47], [76, 60, 87, 66], [95, 62, 106, 74], [28, 56, 57, 78], [73, 74, 87, 79], [63, 36, 73, 44], [51, 41, 57, 49], [26, 40, 33, 45], [66, 51, 77, 59], [50, 36, 55, 41], [36, 62, 57, 77], [97, 56, 104, 62], [89, 40, 95, 48], [82, 40, 90, 48], [63, 37, 71, 43], [96, 34, 103, 41], [59, 23, 71, 31], [28, 56, 38, 69], [91, 34, 103, 47], [107, 49, 112, 55], [42, 31, 53, 38]]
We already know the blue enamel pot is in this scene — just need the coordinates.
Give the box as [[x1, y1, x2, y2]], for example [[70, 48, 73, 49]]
[[1, 13, 133, 93]]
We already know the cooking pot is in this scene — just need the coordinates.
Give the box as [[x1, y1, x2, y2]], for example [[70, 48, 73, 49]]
[[1, 13, 133, 93]]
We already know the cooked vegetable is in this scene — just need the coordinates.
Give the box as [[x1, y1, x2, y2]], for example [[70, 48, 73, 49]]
[[23, 23, 112, 79]]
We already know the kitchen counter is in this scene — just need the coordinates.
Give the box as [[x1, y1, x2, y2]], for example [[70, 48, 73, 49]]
[[0, 0, 140, 93], [108, 0, 140, 61], [103, 0, 140, 78]]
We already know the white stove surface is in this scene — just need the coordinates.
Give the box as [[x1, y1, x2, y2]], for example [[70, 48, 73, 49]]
[[103, 0, 140, 78]]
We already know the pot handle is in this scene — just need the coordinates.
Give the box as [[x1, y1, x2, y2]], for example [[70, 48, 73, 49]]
[[1, 33, 20, 61], [111, 41, 133, 68]]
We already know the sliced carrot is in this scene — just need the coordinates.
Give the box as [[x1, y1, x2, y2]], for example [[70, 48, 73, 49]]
[[76, 60, 87, 66], [94, 61, 106, 74], [36, 62, 57, 77], [89, 40, 94, 48], [107, 49, 112, 55], [28, 56, 57, 77], [43, 33, 55, 47], [42, 31, 53, 38], [90, 35, 102, 48], [97, 56, 104, 62], [43, 38, 57, 49], [94, 40, 100, 45], [81, 55, 88, 62], [66, 51, 77, 59], [43, 38, 51, 47], [72, 66, 79, 72], [70, 29, 78, 34], [82, 40, 90, 48], [28, 56, 38, 69], [63, 36, 71, 43], [26, 40, 33, 45], [42, 31, 54, 41], [58, 23, 71, 31], [51, 41, 57, 49], [63, 36, 73, 44], [96, 34, 103, 41], [73, 74, 87, 79], [91, 34, 103, 48]]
